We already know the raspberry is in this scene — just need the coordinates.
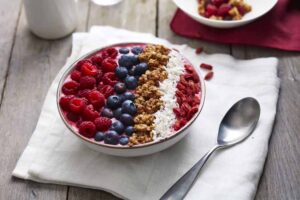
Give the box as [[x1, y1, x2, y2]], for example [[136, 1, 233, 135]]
[[204, 71, 214, 80], [59, 95, 74, 111], [75, 59, 92, 70], [217, 3, 232, 16], [77, 89, 91, 99], [81, 62, 98, 76], [192, 72, 200, 83], [200, 63, 213, 70], [69, 97, 86, 113], [91, 54, 103, 66], [205, 4, 218, 17], [95, 70, 103, 83], [82, 105, 100, 120], [98, 84, 114, 98], [103, 72, 118, 86], [188, 106, 199, 120], [102, 48, 118, 59], [211, 0, 225, 7], [79, 76, 96, 89], [79, 121, 96, 138], [94, 117, 112, 131], [181, 103, 191, 115], [184, 64, 195, 73], [88, 90, 105, 109], [70, 70, 81, 82], [173, 120, 181, 131], [62, 81, 79, 95], [67, 112, 80, 122], [176, 83, 185, 91], [102, 58, 117, 72], [195, 47, 203, 54], [173, 107, 181, 118]]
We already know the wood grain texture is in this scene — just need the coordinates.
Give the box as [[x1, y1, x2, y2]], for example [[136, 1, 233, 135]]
[[68, 0, 157, 199], [231, 47, 300, 200], [0, 1, 89, 199], [0, 0, 22, 104]]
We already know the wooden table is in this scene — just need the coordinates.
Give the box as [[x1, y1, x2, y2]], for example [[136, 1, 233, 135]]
[[0, 0, 299, 199]]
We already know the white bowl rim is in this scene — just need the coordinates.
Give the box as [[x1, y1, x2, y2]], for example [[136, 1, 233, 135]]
[[57, 42, 206, 149], [173, 0, 278, 25]]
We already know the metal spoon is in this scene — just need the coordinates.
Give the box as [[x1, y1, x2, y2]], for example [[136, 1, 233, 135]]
[[160, 97, 260, 200]]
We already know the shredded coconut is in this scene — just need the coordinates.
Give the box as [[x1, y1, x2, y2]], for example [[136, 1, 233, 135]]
[[153, 51, 185, 139]]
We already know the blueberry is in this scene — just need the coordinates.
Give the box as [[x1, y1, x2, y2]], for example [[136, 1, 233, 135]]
[[114, 82, 126, 94], [113, 107, 123, 119], [122, 91, 135, 101], [106, 95, 122, 109], [101, 107, 114, 118], [104, 130, 119, 145], [119, 48, 129, 54], [124, 126, 134, 136], [125, 76, 138, 90], [122, 100, 137, 115], [110, 121, 125, 134], [128, 66, 136, 76], [131, 47, 143, 55], [94, 132, 105, 141], [115, 66, 128, 79], [119, 136, 129, 145], [118, 55, 138, 67], [134, 62, 148, 76], [120, 113, 134, 126]]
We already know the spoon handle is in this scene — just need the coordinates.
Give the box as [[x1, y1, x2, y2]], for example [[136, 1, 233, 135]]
[[160, 145, 220, 200]]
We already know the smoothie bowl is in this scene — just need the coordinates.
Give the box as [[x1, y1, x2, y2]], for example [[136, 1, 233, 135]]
[[57, 43, 205, 157]]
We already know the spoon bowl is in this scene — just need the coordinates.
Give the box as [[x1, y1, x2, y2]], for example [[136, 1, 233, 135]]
[[160, 97, 261, 200]]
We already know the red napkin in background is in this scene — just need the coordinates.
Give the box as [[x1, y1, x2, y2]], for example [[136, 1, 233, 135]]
[[170, 0, 300, 51]]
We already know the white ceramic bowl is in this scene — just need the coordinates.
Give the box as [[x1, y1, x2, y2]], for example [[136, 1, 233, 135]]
[[57, 42, 205, 157], [173, 0, 278, 28]]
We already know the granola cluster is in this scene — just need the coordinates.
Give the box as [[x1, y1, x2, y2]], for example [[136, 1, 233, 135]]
[[129, 45, 170, 146]]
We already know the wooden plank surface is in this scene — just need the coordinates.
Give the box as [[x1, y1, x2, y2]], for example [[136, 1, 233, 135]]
[[0, 0, 299, 199], [0, 0, 89, 199], [231, 47, 300, 200]]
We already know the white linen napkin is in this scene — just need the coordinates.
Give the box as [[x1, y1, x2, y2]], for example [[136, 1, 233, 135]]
[[13, 26, 280, 200]]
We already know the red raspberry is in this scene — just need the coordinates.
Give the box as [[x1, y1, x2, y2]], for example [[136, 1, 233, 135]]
[[98, 84, 114, 98], [102, 72, 118, 86], [79, 121, 96, 138], [82, 105, 100, 120], [95, 70, 103, 83], [88, 90, 105, 109], [62, 81, 79, 95], [79, 76, 96, 89], [75, 59, 92, 70], [188, 106, 199, 120], [59, 95, 74, 111], [176, 83, 186, 91], [67, 112, 81, 122], [211, 0, 225, 7], [173, 120, 181, 131], [77, 89, 91, 99], [181, 103, 191, 116], [94, 117, 112, 131], [69, 97, 86, 113], [91, 54, 103, 66], [217, 3, 232, 16], [81, 62, 98, 76], [70, 70, 81, 82], [184, 64, 195, 73], [204, 71, 214, 80], [102, 48, 118, 59], [173, 107, 181, 118], [102, 58, 117, 72], [205, 4, 218, 18]]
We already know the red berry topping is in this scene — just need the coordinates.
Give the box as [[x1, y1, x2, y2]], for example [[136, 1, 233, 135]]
[[188, 106, 199, 120], [81, 62, 98, 76], [102, 58, 118, 72], [184, 64, 195, 73], [70, 70, 81, 82], [67, 112, 80, 122], [217, 3, 232, 16], [79, 76, 96, 89], [205, 4, 218, 18], [211, 0, 225, 7], [79, 121, 96, 138], [204, 71, 214, 80], [98, 85, 114, 98], [62, 81, 79, 95], [95, 70, 103, 83], [59, 95, 74, 111], [102, 48, 118, 59], [94, 117, 112, 131], [77, 89, 91, 99], [195, 47, 203, 54], [88, 90, 105, 109], [91, 54, 103, 66], [69, 97, 86, 113], [200, 63, 213, 70], [75, 59, 91, 70], [102, 72, 118, 86], [82, 105, 100, 120]]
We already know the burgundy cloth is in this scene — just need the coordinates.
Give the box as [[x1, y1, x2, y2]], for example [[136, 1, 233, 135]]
[[170, 0, 300, 51]]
